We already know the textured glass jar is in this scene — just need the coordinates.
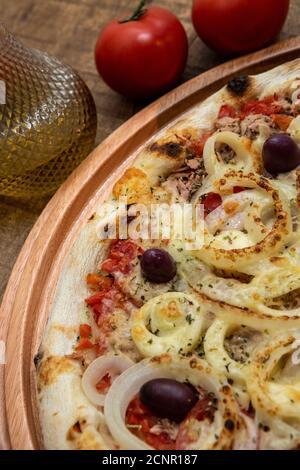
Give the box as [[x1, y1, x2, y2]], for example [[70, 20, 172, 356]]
[[0, 24, 97, 198]]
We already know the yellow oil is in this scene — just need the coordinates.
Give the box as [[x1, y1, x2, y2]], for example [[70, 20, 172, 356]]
[[0, 25, 97, 199]]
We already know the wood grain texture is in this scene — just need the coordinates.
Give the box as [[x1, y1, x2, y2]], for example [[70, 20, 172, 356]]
[[0, 0, 300, 302], [1, 36, 300, 450]]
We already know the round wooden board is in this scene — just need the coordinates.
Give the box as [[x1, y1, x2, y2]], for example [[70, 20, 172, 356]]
[[1, 37, 300, 450]]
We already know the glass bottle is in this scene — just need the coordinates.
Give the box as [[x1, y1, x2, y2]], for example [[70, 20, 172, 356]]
[[0, 24, 97, 199]]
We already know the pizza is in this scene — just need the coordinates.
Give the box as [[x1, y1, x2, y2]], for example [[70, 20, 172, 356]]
[[36, 59, 300, 450]]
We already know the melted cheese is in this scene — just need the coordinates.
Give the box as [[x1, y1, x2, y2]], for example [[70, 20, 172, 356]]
[[131, 292, 204, 357]]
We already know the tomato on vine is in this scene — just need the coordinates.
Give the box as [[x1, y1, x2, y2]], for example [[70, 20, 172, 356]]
[[95, 1, 188, 99], [192, 0, 290, 55]]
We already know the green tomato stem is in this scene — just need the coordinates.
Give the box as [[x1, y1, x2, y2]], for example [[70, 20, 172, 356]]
[[119, 0, 148, 24]]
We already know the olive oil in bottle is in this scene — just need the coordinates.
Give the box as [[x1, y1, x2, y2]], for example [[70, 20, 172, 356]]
[[0, 24, 97, 199]]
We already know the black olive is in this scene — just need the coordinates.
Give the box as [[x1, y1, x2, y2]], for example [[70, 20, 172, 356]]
[[139, 378, 198, 423], [262, 134, 300, 174], [141, 248, 177, 283], [227, 76, 250, 96]]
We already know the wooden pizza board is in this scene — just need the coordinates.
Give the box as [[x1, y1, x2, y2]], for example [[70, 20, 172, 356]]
[[1, 37, 300, 450]]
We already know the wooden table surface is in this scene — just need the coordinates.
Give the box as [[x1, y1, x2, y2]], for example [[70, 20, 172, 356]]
[[0, 0, 300, 300]]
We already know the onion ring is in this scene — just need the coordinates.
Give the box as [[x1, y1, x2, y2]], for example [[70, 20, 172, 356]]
[[82, 353, 134, 407]]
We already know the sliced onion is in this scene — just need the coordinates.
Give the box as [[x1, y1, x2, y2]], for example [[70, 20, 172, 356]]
[[205, 203, 245, 234], [258, 415, 300, 450], [234, 413, 258, 450], [288, 115, 300, 144], [195, 172, 292, 271], [292, 88, 300, 104], [246, 332, 300, 419], [82, 353, 134, 407], [202, 131, 259, 177], [280, 339, 300, 377]]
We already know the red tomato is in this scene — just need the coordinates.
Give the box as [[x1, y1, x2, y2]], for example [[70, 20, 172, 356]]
[[192, 0, 290, 55], [271, 114, 293, 131], [191, 132, 212, 157], [202, 193, 222, 217], [86, 287, 125, 328], [233, 186, 245, 194], [96, 373, 111, 393], [218, 104, 238, 119], [101, 240, 140, 274], [76, 337, 94, 351], [85, 291, 106, 307], [126, 397, 176, 450], [95, 3, 188, 99], [241, 96, 282, 118], [86, 273, 113, 291], [79, 324, 92, 338]]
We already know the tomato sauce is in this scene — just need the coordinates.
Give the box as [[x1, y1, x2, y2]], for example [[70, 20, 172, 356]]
[[76, 323, 94, 351], [233, 186, 246, 194], [83, 240, 141, 355], [126, 391, 218, 450], [101, 239, 141, 275], [202, 192, 222, 217], [241, 95, 282, 119], [126, 397, 177, 450], [191, 132, 212, 157], [96, 373, 111, 393], [218, 104, 238, 119], [217, 95, 285, 123]]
